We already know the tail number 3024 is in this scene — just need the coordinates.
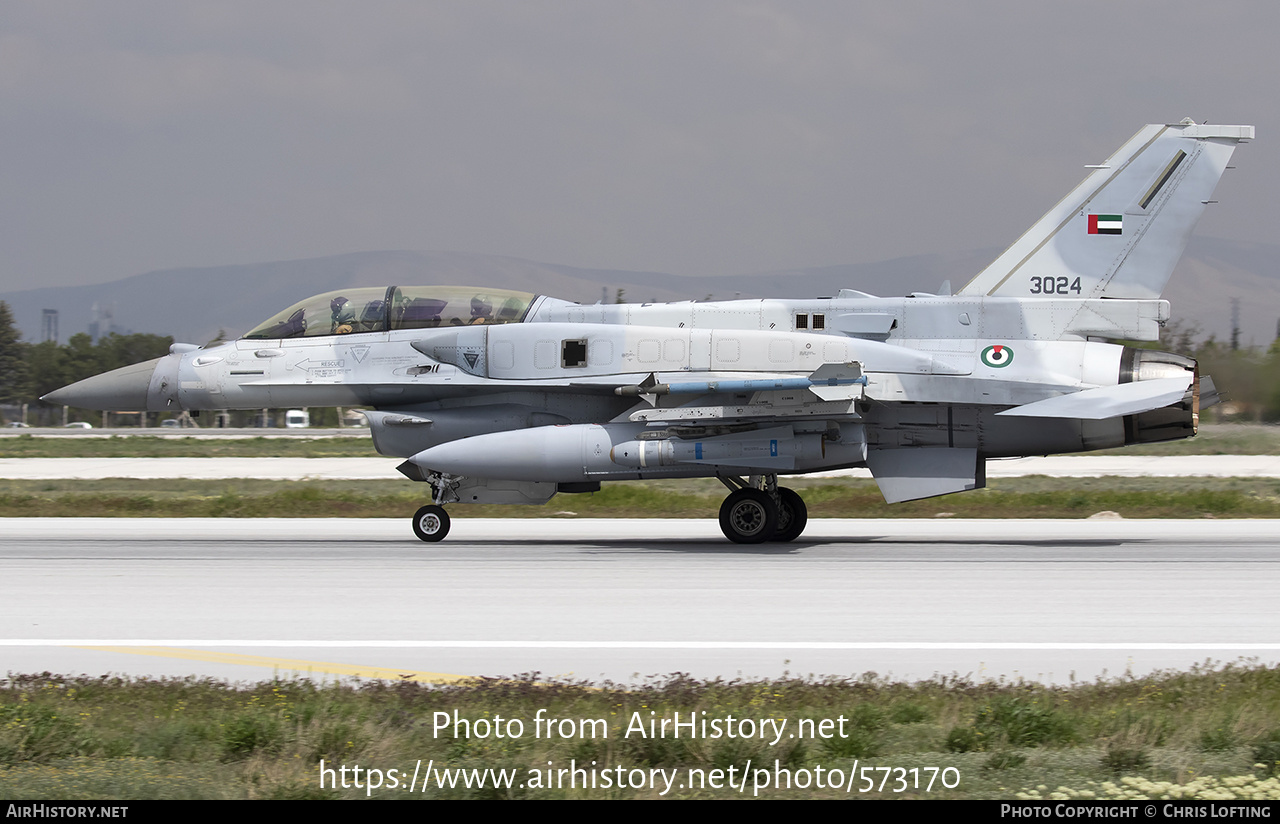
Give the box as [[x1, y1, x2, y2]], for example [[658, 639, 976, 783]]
[[1029, 276, 1082, 295]]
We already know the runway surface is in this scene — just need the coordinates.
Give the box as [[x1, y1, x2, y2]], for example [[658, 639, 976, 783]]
[[5, 455, 1280, 479], [3, 518, 1278, 686]]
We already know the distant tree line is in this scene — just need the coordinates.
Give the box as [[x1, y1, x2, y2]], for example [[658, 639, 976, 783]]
[[0, 302, 355, 427], [1127, 319, 1280, 422], [0, 300, 173, 421], [5, 298, 1280, 425]]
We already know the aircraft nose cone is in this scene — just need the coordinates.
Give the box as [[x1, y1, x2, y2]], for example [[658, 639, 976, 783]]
[[41, 357, 163, 411]]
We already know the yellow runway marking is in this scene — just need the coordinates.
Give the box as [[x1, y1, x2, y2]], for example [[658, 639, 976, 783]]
[[74, 646, 475, 683]]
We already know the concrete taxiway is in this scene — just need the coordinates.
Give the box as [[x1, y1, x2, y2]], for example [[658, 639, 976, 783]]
[[2, 518, 1278, 686]]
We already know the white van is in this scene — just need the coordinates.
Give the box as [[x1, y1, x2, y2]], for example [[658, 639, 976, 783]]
[[284, 409, 310, 429]]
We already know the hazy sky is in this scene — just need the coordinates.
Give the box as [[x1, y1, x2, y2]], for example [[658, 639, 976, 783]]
[[1, 1, 1274, 293]]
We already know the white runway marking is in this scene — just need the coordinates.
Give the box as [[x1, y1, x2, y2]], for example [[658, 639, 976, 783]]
[[6, 641, 1280, 650]]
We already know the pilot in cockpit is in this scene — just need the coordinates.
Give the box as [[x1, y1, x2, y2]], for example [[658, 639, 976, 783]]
[[469, 295, 493, 325], [331, 296, 356, 333]]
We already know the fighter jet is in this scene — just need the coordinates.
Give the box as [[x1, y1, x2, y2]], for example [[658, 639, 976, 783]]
[[44, 120, 1252, 543]]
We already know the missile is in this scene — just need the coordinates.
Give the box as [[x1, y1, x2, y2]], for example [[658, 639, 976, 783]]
[[614, 362, 866, 398]]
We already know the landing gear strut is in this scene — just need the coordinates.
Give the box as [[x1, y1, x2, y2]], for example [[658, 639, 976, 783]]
[[716, 475, 808, 544], [411, 472, 460, 543]]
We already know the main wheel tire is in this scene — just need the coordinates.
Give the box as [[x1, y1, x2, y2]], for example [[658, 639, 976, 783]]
[[718, 489, 778, 544], [772, 487, 809, 542], [412, 504, 451, 542]]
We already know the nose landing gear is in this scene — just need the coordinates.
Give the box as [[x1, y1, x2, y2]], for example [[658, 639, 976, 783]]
[[411, 472, 460, 543]]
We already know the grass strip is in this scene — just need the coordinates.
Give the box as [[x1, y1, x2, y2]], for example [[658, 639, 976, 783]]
[[2, 664, 1279, 799], [3, 477, 1280, 519], [0, 434, 378, 458]]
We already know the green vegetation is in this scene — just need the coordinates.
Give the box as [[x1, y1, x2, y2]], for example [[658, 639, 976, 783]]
[[0, 316, 174, 425], [3, 476, 1280, 519], [0, 434, 376, 458], [1089, 423, 1280, 456], [2, 664, 1279, 799], [4, 287, 1280, 431], [1125, 318, 1280, 424], [0, 302, 26, 407]]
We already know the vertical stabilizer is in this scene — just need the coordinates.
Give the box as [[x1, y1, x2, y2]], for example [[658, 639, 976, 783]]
[[957, 122, 1252, 299]]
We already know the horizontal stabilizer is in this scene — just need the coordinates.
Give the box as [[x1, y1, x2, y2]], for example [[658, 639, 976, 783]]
[[1199, 375, 1221, 410], [866, 447, 984, 504], [996, 375, 1192, 420]]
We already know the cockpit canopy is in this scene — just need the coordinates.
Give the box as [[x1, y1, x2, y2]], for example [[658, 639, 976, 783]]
[[243, 286, 537, 339]]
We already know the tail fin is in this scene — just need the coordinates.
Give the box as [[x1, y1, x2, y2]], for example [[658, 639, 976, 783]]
[[957, 121, 1252, 299]]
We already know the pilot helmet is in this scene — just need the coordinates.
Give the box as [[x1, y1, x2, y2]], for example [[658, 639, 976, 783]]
[[470, 295, 492, 317]]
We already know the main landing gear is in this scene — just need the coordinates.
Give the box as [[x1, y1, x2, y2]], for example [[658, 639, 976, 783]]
[[717, 475, 808, 544]]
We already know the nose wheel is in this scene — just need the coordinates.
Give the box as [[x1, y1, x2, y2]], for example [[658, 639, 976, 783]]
[[412, 504, 451, 542]]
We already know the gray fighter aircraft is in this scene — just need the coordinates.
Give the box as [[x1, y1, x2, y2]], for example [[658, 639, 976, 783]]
[[44, 120, 1252, 543]]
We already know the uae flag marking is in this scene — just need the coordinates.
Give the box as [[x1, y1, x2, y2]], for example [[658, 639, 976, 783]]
[[1088, 214, 1122, 235]]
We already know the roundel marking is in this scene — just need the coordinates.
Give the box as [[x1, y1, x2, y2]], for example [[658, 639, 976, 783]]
[[981, 344, 1014, 368]]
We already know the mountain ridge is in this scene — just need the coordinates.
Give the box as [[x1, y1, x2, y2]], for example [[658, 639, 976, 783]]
[[3, 238, 1274, 347]]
